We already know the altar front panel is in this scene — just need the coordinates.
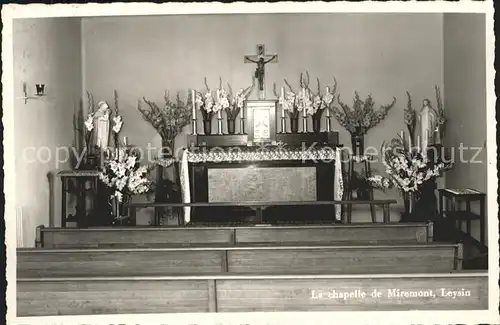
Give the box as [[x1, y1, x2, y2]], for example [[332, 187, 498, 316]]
[[207, 167, 317, 203]]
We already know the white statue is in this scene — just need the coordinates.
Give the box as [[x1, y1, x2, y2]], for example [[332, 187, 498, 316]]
[[418, 99, 437, 156], [94, 101, 111, 149]]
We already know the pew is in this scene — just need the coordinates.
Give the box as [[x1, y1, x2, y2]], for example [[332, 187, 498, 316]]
[[17, 271, 488, 316], [35, 222, 433, 248], [17, 242, 462, 277]]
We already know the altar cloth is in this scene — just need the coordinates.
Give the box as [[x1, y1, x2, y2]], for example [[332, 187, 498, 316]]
[[177, 147, 344, 223]]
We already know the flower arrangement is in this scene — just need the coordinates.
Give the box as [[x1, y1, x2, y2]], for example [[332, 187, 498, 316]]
[[216, 78, 254, 120], [111, 90, 124, 148], [194, 78, 218, 121], [332, 92, 396, 136], [404, 91, 417, 144], [311, 77, 337, 118], [368, 136, 451, 194], [137, 91, 191, 150], [434, 85, 446, 142], [99, 148, 154, 203], [275, 72, 315, 119]]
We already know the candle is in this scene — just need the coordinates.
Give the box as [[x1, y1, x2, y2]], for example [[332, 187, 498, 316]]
[[408, 135, 412, 149], [191, 89, 196, 118], [280, 87, 285, 118], [302, 88, 307, 118], [325, 86, 331, 117], [417, 135, 420, 150], [123, 136, 128, 146]]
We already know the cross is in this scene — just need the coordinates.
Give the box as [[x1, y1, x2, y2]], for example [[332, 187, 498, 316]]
[[244, 44, 278, 100]]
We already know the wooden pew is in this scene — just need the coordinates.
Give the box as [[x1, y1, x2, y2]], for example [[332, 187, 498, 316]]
[[18, 242, 462, 277], [35, 222, 433, 248], [17, 271, 488, 316]]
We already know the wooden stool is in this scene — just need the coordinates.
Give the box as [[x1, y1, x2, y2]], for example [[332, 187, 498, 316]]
[[438, 188, 486, 245], [346, 154, 376, 223]]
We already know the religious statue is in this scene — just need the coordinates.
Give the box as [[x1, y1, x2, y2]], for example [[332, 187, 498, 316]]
[[94, 101, 111, 149], [245, 55, 277, 91], [418, 99, 438, 156]]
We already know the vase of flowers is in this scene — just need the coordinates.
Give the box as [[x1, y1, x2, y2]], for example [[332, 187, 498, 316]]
[[368, 135, 452, 222], [311, 77, 337, 133], [99, 148, 153, 225], [332, 92, 396, 156], [137, 91, 191, 225], [194, 78, 216, 135], [216, 79, 253, 135], [275, 72, 315, 133], [351, 128, 364, 157]]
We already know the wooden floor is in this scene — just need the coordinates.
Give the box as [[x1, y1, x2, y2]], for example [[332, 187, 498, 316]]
[[17, 222, 489, 316]]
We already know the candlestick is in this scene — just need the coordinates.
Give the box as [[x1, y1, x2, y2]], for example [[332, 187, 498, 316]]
[[191, 89, 196, 117], [191, 89, 197, 135], [280, 87, 285, 118], [217, 110, 222, 135]]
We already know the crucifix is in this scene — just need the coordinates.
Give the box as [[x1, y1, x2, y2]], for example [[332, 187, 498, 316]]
[[244, 44, 278, 100]]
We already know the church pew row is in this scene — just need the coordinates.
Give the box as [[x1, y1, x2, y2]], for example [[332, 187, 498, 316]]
[[17, 243, 462, 277], [17, 271, 488, 316], [35, 222, 433, 248]]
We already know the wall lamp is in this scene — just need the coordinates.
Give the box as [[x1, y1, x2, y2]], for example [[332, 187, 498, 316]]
[[18, 82, 46, 104]]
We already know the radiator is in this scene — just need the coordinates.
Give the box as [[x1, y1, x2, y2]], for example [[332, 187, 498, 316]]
[[16, 205, 24, 248]]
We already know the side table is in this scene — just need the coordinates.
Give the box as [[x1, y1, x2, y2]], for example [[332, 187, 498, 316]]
[[345, 154, 377, 223], [59, 170, 100, 228], [438, 188, 486, 245]]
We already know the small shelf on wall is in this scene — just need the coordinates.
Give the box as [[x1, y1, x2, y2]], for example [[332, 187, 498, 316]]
[[17, 82, 47, 104]]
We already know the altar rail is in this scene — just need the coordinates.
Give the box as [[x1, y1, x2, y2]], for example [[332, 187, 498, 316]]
[[17, 242, 462, 277], [126, 199, 398, 225], [35, 222, 432, 248], [17, 271, 488, 316]]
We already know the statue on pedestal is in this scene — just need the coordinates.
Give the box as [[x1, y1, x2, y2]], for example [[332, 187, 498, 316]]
[[418, 99, 437, 156], [94, 101, 111, 149]]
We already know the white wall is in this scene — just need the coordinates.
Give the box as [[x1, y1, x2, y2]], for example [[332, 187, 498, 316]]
[[443, 13, 487, 242], [13, 18, 83, 246]]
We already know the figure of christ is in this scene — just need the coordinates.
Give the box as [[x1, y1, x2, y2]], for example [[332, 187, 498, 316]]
[[245, 55, 277, 92]]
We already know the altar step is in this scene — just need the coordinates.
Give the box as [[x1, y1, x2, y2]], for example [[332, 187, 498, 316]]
[[35, 222, 433, 248], [17, 242, 462, 277], [17, 271, 488, 316]]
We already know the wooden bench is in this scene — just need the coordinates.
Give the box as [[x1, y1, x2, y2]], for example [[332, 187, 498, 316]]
[[17, 271, 488, 316], [127, 199, 398, 225], [18, 242, 462, 277], [35, 222, 430, 248]]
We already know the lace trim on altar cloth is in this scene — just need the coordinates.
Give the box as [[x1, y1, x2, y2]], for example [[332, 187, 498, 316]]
[[178, 147, 344, 223], [186, 146, 338, 163]]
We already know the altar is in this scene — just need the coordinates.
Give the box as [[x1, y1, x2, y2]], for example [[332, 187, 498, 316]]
[[178, 98, 344, 225]]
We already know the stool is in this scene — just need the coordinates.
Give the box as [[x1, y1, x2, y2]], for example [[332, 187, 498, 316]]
[[438, 188, 486, 245], [345, 154, 376, 223]]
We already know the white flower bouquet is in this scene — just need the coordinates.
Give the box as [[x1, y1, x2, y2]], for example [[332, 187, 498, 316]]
[[311, 77, 337, 118], [368, 136, 451, 194], [275, 72, 315, 119], [216, 78, 254, 120], [99, 148, 154, 202], [194, 78, 218, 121]]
